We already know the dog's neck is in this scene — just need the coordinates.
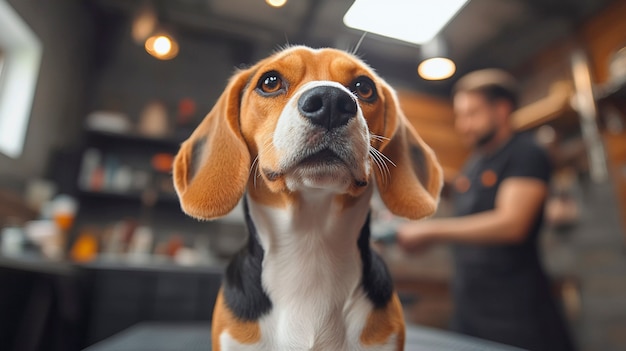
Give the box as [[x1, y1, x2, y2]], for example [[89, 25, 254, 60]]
[[244, 186, 374, 346], [247, 186, 372, 245], [245, 185, 373, 286]]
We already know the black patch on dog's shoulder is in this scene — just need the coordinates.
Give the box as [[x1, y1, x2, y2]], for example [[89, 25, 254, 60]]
[[222, 198, 273, 321], [358, 214, 394, 309]]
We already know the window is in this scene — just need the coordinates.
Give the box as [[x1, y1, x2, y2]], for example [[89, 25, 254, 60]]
[[0, 1, 42, 158]]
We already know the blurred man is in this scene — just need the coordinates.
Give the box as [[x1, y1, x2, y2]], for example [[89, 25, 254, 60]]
[[397, 69, 575, 350]]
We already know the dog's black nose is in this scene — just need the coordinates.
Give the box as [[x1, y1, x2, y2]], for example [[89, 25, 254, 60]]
[[298, 86, 357, 130]]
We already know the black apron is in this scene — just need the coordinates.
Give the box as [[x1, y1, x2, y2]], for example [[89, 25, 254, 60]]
[[450, 134, 575, 351]]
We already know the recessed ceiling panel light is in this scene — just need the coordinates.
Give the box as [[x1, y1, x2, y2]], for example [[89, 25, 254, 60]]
[[343, 0, 469, 45]]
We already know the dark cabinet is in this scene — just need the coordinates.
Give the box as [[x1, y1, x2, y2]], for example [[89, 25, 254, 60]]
[[82, 263, 222, 346]]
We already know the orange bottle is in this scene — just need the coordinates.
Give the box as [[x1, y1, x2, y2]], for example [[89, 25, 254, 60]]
[[71, 229, 99, 262]]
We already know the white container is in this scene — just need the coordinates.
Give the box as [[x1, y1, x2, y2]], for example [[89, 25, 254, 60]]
[[1, 227, 24, 256]]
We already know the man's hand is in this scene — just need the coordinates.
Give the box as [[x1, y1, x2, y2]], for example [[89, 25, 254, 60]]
[[397, 220, 439, 253]]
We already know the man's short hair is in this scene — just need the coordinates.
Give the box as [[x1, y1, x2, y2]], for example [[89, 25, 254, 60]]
[[452, 69, 519, 111]]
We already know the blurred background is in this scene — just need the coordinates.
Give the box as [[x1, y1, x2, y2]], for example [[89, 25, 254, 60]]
[[0, 0, 625, 350]]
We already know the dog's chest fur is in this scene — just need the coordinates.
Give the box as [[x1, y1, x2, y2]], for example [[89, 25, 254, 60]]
[[217, 191, 398, 350]]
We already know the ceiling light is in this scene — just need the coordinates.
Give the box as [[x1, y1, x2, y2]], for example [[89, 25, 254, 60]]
[[418, 57, 456, 80], [153, 36, 171, 55], [266, 0, 287, 8], [145, 34, 179, 60], [343, 0, 469, 45]]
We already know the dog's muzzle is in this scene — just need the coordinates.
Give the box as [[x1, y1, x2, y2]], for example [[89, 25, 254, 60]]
[[297, 86, 358, 130]]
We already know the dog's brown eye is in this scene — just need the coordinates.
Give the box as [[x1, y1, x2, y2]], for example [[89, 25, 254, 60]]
[[350, 76, 377, 102], [257, 71, 285, 95], [263, 76, 281, 92], [355, 82, 373, 99]]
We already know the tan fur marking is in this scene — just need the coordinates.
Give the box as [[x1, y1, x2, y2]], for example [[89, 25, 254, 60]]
[[246, 178, 298, 209], [335, 192, 367, 213], [360, 293, 406, 349], [211, 289, 261, 351]]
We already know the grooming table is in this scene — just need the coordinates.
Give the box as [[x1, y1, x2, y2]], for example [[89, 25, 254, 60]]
[[83, 322, 525, 351]]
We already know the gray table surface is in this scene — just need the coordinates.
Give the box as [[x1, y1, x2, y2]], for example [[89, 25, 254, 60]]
[[83, 322, 525, 351]]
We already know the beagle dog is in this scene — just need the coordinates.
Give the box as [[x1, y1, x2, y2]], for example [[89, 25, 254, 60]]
[[173, 46, 442, 351]]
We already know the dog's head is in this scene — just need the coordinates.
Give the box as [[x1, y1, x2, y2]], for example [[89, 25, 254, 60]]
[[173, 46, 442, 220]]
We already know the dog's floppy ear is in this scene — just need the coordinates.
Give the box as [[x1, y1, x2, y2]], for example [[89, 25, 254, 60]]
[[375, 84, 443, 220], [173, 69, 252, 220]]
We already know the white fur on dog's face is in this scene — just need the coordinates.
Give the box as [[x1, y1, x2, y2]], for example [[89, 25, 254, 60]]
[[271, 80, 371, 194]]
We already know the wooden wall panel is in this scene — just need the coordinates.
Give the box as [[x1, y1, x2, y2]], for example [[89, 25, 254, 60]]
[[580, 0, 626, 84], [397, 90, 470, 183], [603, 131, 626, 235]]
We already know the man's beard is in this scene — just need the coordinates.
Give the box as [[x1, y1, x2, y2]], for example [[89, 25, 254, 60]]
[[475, 126, 497, 148]]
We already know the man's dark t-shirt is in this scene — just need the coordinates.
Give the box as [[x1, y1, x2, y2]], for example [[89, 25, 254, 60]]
[[450, 133, 575, 351]]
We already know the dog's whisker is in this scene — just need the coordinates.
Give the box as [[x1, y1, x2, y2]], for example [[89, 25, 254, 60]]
[[369, 147, 390, 186], [376, 151, 393, 186], [369, 149, 385, 181], [250, 155, 262, 189], [249, 155, 260, 176], [370, 134, 390, 142], [379, 155, 391, 186], [370, 146, 397, 186], [249, 149, 265, 189], [372, 155, 389, 187], [371, 147, 397, 168], [369, 153, 385, 185], [369, 134, 390, 149], [252, 138, 274, 189]]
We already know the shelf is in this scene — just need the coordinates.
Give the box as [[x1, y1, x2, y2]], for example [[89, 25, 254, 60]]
[[78, 258, 225, 274], [85, 128, 185, 149], [0, 254, 76, 276], [78, 189, 179, 205], [595, 80, 626, 102], [512, 81, 575, 131]]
